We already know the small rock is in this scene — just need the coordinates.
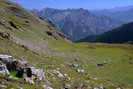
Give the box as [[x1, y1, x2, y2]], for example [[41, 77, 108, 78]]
[[53, 70, 64, 78], [74, 58, 80, 62], [68, 64, 79, 67], [0, 32, 11, 39], [64, 74, 68, 77], [93, 87, 99, 89], [31, 67, 45, 81], [93, 77, 98, 80], [19, 88, 23, 89], [0, 84, 7, 88], [11, 88, 14, 89], [24, 75, 35, 84], [64, 84, 71, 89], [42, 85, 53, 89], [76, 69, 85, 73], [58, 73, 64, 78], [64, 74, 71, 80], [116, 88, 123, 89], [17, 86, 24, 89], [99, 86, 104, 89], [72, 64, 79, 67]]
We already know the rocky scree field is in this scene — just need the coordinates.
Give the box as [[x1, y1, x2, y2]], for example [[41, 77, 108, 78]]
[[0, 0, 133, 89]]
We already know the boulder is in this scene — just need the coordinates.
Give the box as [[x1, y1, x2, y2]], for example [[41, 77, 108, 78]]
[[22, 67, 45, 84], [0, 55, 13, 63], [30, 67, 45, 81], [0, 55, 17, 71], [0, 54, 46, 84], [0, 61, 10, 75]]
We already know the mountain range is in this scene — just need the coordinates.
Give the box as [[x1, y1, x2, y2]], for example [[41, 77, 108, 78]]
[[92, 5, 133, 23], [32, 8, 122, 41], [32, 5, 133, 42]]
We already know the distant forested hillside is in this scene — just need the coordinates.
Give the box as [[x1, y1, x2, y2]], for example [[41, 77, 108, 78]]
[[79, 22, 133, 44]]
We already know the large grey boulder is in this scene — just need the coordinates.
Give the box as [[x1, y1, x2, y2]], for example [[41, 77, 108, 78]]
[[0, 55, 14, 63], [0, 61, 10, 75], [0, 55, 17, 71], [23, 67, 45, 84]]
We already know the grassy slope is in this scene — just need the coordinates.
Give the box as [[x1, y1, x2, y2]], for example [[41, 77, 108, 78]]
[[0, 1, 133, 89]]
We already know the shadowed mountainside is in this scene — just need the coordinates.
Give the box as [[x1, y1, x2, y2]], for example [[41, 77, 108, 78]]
[[78, 22, 133, 44]]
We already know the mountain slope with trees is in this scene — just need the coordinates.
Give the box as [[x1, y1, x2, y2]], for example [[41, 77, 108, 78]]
[[79, 22, 133, 44]]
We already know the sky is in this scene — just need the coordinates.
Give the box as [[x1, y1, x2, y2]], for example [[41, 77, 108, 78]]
[[10, 0, 133, 10]]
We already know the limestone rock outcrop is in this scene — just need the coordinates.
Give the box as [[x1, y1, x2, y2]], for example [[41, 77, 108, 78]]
[[0, 54, 45, 84]]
